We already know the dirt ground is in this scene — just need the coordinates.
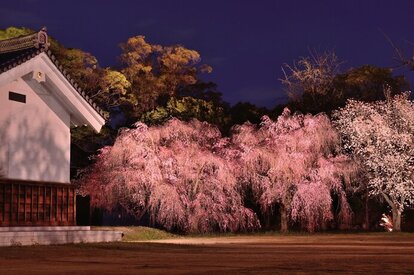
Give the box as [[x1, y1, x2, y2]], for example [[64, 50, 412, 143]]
[[0, 234, 414, 274]]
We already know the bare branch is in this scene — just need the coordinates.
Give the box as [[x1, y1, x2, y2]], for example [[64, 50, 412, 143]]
[[380, 28, 414, 70]]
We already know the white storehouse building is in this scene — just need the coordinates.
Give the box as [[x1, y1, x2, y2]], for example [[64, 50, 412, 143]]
[[0, 28, 121, 245]]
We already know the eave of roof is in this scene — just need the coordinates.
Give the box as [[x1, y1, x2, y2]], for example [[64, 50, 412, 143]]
[[0, 28, 107, 120]]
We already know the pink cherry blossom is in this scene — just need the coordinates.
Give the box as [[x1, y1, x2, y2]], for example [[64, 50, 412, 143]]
[[80, 118, 259, 233], [228, 109, 354, 232]]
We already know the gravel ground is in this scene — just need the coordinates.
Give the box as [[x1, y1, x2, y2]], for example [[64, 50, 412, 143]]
[[0, 234, 413, 274]]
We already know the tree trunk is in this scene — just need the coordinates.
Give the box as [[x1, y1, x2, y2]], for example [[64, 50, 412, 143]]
[[392, 208, 402, 232], [363, 193, 369, 230], [266, 212, 270, 229], [381, 193, 403, 232], [280, 204, 289, 233]]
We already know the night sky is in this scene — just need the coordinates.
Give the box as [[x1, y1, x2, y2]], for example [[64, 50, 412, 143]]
[[1, 0, 413, 107]]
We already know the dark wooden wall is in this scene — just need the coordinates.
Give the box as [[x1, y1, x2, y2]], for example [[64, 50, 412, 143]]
[[0, 179, 76, 226]]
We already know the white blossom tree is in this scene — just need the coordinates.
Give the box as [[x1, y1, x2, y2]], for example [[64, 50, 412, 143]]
[[333, 93, 414, 231]]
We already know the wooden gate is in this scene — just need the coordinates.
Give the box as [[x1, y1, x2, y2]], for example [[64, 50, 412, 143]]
[[0, 179, 76, 226]]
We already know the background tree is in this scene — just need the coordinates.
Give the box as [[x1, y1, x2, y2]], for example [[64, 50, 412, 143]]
[[333, 92, 414, 231], [177, 81, 226, 107], [281, 52, 340, 114], [140, 96, 228, 128], [281, 52, 409, 115], [50, 39, 132, 111], [228, 102, 269, 127], [80, 119, 259, 233], [382, 31, 414, 71], [228, 109, 354, 232], [333, 65, 408, 104], [0, 26, 33, 39], [119, 36, 213, 119]]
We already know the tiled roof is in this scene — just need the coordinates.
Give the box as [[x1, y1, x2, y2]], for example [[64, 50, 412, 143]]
[[0, 28, 106, 119]]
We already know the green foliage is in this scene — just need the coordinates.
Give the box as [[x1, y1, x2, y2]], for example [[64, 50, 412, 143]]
[[71, 125, 115, 153], [102, 69, 131, 95], [98, 69, 135, 107], [119, 35, 213, 117], [48, 40, 110, 106], [0, 26, 33, 40], [122, 226, 177, 241], [178, 81, 227, 108], [229, 102, 268, 126], [141, 96, 227, 127], [333, 65, 409, 102], [95, 226, 178, 241]]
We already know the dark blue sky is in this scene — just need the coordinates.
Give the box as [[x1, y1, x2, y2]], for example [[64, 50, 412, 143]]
[[1, 0, 413, 107]]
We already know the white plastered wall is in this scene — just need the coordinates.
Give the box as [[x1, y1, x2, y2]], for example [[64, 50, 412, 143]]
[[0, 77, 71, 183], [0, 54, 105, 184]]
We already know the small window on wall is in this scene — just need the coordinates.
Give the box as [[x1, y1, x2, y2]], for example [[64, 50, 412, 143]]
[[9, 92, 26, 103]]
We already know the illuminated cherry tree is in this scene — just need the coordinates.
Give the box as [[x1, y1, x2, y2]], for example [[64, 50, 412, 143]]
[[228, 109, 354, 232], [81, 118, 259, 233], [334, 93, 414, 231], [81, 110, 356, 233]]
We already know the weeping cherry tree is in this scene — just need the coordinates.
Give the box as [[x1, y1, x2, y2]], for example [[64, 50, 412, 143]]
[[228, 109, 355, 232], [80, 118, 259, 233]]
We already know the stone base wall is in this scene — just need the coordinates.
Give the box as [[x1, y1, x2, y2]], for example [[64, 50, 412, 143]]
[[0, 226, 122, 246]]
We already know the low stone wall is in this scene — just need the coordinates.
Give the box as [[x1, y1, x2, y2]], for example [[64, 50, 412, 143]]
[[0, 226, 122, 246], [0, 226, 91, 232]]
